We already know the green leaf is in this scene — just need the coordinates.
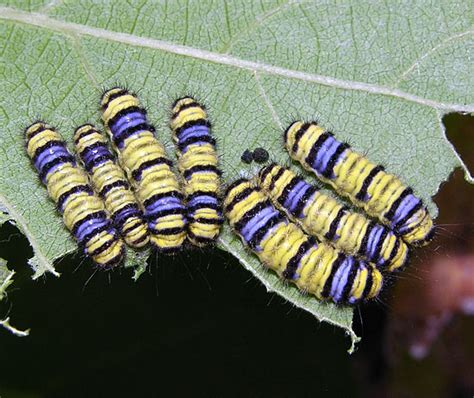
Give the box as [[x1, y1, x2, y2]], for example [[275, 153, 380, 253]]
[[0, 258, 14, 300], [0, 1, 472, 350], [0, 258, 30, 336]]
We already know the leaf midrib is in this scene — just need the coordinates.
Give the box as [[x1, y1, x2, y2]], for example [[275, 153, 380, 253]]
[[1, 6, 473, 114]]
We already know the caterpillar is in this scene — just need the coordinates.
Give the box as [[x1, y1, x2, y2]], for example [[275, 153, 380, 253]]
[[224, 178, 383, 305], [25, 122, 124, 268], [170, 97, 223, 246], [101, 88, 187, 253], [284, 121, 434, 246], [74, 124, 149, 249], [258, 164, 409, 272]]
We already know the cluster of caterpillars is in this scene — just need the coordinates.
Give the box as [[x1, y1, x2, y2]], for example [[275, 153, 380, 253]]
[[26, 93, 434, 306], [225, 122, 434, 305], [25, 89, 223, 269]]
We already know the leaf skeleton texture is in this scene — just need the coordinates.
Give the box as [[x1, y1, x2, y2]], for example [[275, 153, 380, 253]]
[[0, 1, 472, 346]]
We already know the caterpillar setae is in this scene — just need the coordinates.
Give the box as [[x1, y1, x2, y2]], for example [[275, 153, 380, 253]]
[[25, 122, 124, 268], [224, 178, 383, 305], [258, 163, 409, 272], [284, 121, 434, 246], [74, 124, 149, 249], [170, 97, 223, 246], [101, 88, 187, 253]]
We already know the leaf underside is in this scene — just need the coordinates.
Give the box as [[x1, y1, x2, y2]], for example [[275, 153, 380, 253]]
[[0, 0, 472, 350]]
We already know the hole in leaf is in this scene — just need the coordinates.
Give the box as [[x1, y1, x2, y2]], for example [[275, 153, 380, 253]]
[[0, 221, 33, 277], [444, 112, 474, 175]]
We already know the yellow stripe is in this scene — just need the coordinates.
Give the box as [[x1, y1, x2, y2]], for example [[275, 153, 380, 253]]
[[350, 267, 367, 300], [150, 233, 186, 249], [368, 269, 383, 299], [171, 106, 207, 130], [259, 222, 289, 274], [227, 191, 264, 225], [63, 194, 104, 230], [26, 128, 61, 158], [46, 165, 89, 202], [179, 145, 217, 170], [274, 224, 306, 273], [170, 98, 207, 130], [305, 245, 337, 299], [102, 94, 139, 124], [121, 133, 166, 173], [297, 124, 324, 161]]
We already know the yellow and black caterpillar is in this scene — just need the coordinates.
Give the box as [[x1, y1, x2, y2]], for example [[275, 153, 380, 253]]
[[285, 121, 434, 246], [258, 164, 409, 272], [170, 97, 223, 247], [224, 178, 383, 305], [101, 88, 187, 253], [25, 122, 124, 268], [74, 124, 149, 249]]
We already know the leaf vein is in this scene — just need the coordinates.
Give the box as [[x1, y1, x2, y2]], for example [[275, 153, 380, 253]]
[[395, 29, 474, 86], [1, 6, 472, 113]]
